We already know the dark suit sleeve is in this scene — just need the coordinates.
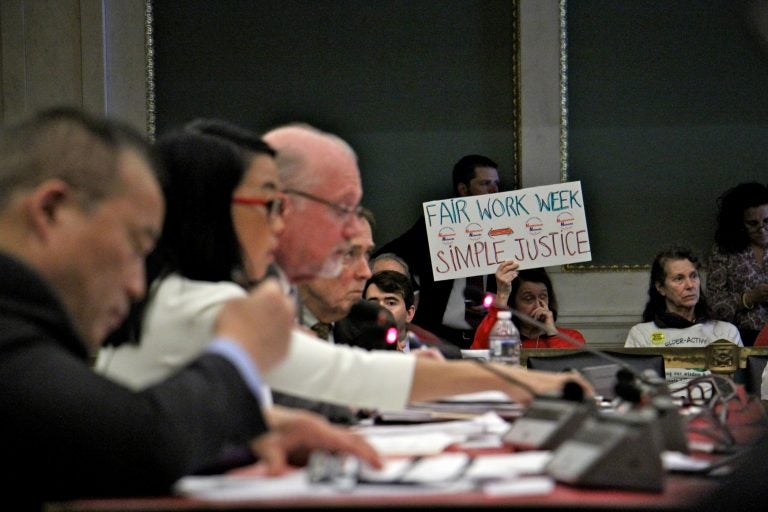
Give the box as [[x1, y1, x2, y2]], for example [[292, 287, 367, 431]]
[[1, 333, 267, 500]]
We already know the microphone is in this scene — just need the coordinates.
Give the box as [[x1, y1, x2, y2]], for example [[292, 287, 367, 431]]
[[463, 283, 589, 397], [463, 284, 667, 402], [333, 300, 398, 351], [465, 281, 685, 492], [460, 284, 596, 450], [508, 301, 686, 451]]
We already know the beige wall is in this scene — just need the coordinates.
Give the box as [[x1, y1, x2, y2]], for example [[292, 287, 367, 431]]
[[0, 0, 648, 346], [0, 0, 147, 131]]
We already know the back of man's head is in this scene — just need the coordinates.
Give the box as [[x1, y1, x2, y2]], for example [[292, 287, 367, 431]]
[[370, 252, 410, 277], [263, 123, 357, 191]]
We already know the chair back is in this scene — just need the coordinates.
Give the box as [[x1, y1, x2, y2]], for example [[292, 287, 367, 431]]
[[744, 355, 768, 395], [526, 351, 665, 379]]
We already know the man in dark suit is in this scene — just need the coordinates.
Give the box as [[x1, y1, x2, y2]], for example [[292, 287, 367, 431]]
[[373, 154, 504, 349], [0, 108, 380, 509]]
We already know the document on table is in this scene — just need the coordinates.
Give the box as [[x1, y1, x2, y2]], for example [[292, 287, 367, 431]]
[[176, 469, 479, 501], [174, 415, 556, 501], [355, 411, 511, 455], [176, 452, 555, 501], [377, 391, 525, 422]]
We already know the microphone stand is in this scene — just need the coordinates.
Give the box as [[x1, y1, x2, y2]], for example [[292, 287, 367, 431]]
[[465, 284, 659, 396], [473, 306, 596, 450], [463, 284, 688, 452], [508, 306, 690, 453]]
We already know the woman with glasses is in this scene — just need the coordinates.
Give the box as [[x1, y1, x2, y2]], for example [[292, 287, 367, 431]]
[[707, 182, 768, 346], [97, 120, 287, 388], [471, 264, 586, 350]]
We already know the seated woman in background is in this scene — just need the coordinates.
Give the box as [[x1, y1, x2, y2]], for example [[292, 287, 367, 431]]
[[471, 262, 586, 350], [707, 181, 768, 346], [625, 246, 743, 382]]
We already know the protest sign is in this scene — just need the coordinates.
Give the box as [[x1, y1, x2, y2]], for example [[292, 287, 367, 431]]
[[423, 181, 591, 281]]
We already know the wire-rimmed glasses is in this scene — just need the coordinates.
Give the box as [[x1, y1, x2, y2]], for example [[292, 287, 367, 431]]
[[284, 188, 363, 220]]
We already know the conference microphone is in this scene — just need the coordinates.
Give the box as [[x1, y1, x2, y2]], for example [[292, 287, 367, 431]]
[[464, 282, 681, 492], [460, 284, 599, 450], [505, 299, 687, 453], [333, 300, 399, 351]]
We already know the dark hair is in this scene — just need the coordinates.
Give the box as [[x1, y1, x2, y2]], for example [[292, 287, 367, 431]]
[[510, 268, 559, 328], [0, 106, 158, 210], [154, 130, 250, 282], [364, 270, 415, 309], [185, 118, 276, 158], [369, 252, 410, 276], [358, 206, 376, 231], [714, 182, 768, 253], [451, 154, 498, 195], [641, 246, 712, 322], [106, 123, 267, 348]]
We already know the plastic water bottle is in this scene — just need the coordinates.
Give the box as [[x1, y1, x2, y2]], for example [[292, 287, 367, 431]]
[[488, 310, 521, 365]]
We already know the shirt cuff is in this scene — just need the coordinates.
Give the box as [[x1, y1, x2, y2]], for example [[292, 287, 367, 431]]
[[207, 337, 264, 400]]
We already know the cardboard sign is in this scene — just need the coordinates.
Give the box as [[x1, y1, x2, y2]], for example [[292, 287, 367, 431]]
[[423, 181, 591, 281]]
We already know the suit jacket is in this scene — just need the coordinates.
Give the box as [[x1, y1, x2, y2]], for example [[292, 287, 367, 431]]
[[374, 216, 497, 348], [0, 253, 268, 508]]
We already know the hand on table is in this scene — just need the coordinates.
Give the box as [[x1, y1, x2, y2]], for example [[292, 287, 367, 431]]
[[251, 406, 383, 476], [413, 347, 445, 361]]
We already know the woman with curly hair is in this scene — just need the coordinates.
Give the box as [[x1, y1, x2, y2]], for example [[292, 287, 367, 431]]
[[707, 182, 768, 345]]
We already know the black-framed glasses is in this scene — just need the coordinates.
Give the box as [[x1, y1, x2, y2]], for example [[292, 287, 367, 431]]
[[744, 217, 768, 231], [284, 188, 363, 219], [231, 195, 285, 219]]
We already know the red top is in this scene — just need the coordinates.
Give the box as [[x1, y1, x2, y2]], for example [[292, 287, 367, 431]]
[[470, 306, 586, 350], [754, 324, 768, 347]]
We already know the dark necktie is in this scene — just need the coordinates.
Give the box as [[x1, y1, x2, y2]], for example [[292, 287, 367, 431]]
[[464, 275, 486, 330], [311, 322, 333, 341]]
